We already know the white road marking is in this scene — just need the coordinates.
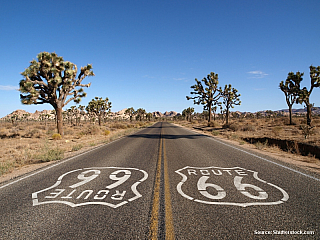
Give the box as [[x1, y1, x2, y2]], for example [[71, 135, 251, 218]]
[[175, 166, 290, 207], [32, 167, 148, 208]]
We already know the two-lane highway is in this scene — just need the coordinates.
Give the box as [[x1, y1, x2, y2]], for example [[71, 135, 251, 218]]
[[0, 122, 319, 239]]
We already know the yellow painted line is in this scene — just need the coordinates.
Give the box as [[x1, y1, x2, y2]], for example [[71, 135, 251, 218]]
[[149, 124, 175, 239], [163, 137, 175, 240], [149, 130, 162, 240]]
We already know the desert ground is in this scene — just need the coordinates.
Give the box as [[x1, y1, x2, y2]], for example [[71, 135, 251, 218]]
[[1, 115, 319, 184]]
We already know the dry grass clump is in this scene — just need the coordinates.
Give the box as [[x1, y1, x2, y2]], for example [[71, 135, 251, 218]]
[[111, 123, 129, 129], [24, 128, 42, 138], [272, 126, 283, 136], [208, 121, 220, 128], [224, 123, 240, 131], [242, 123, 256, 132]]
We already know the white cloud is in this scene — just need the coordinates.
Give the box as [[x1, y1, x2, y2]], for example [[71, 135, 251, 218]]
[[173, 78, 186, 81], [0, 85, 18, 91], [247, 71, 269, 79]]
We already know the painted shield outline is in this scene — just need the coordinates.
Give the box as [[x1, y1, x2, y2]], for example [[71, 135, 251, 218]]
[[32, 167, 148, 208], [175, 166, 289, 207]]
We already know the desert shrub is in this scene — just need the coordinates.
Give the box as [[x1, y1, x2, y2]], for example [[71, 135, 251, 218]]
[[208, 121, 220, 128], [224, 123, 240, 131], [254, 140, 268, 150], [136, 122, 145, 127], [24, 129, 42, 138], [242, 124, 256, 131], [272, 126, 283, 136], [282, 118, 298, 125], [72, 144, 83, 151], [231, 134, 239, 140], [312, 119, 320, 126], [300, 119, 307, 124], [104, 130, 111, 136], [111, 123, 128, 129], [39, 148, 64, 162], [52, 133, 62, 140], [300, 125, 315, 138], [0, 161, 15, 176], [212, 130, 220, 136], [84, 125, 101, 135]]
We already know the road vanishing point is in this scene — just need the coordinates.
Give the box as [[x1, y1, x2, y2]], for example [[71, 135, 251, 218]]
[[0, 122, 319, 239]]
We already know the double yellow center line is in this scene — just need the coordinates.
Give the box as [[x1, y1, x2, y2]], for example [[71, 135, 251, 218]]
[[149, 125, 175, 240]]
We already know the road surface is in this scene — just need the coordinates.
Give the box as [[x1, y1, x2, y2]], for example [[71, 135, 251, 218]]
[[0, 122, 319, 239]]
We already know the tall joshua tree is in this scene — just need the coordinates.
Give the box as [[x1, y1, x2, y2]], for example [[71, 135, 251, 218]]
[[86, 97, 112, 126], [125, 107, 135, 121], [296, 66, 320, 126], [19, 52, 94, 136], [221, 84, 241, 125], [182, 107, 194, 122], [279, 72, 303, 125], [186, 72, 221, 123], [136, 108, 146, 121]]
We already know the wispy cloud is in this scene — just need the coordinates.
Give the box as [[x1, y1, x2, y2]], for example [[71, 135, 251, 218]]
[[254, 88, 266, 91], [0, 85, 18, 91], [173, 78, 187, 81], [247, 71, 269, 79]]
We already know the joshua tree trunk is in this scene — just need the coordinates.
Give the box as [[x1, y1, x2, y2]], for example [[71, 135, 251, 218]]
[[288, 105, 293, 125], [56, 107, 64, 136], [208, 104, 212, 122], [226, 107, 230, 125], [306, 104, 312, 126]]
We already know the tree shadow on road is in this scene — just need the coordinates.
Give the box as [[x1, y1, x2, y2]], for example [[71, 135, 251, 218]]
[[127, 133, 205, 139]]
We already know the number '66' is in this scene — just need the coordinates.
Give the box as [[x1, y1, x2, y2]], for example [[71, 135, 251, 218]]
[[197, 176, 268, 200]]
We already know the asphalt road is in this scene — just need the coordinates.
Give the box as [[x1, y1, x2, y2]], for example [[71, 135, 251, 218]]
[[0, 122, 319, 239]]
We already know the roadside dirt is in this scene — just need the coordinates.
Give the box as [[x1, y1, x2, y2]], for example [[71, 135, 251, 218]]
[[174, 122, 320, 175]]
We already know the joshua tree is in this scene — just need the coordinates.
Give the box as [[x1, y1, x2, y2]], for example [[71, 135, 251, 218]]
[[136, 108, 146, 121], [182, 107, 194, 122], [125, 107, 135, 121], [279, 72, 303, 125], [221, 84, 241, 125], [86, 97, 112, 126], [146, 112, 153, 121], [295, 66, 320, 126], [187, 72, 221, 123], [77, 105, 85, 125], [19, 52, 94, 136]]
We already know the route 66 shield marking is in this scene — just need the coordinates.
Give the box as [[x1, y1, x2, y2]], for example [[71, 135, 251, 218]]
[[32, 167, 148, 208], [176, 166, 289, 207]]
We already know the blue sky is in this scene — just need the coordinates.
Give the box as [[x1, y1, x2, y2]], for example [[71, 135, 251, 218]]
[[1, 0, 320, 117]]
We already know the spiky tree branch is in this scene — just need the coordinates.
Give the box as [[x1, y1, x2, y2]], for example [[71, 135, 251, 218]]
[[221, 84, 241, 125], [279, 71, 303, 125], [86, 97, 112, 126], [186, 72, 221, 123], [19, 52, 94, 135]]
